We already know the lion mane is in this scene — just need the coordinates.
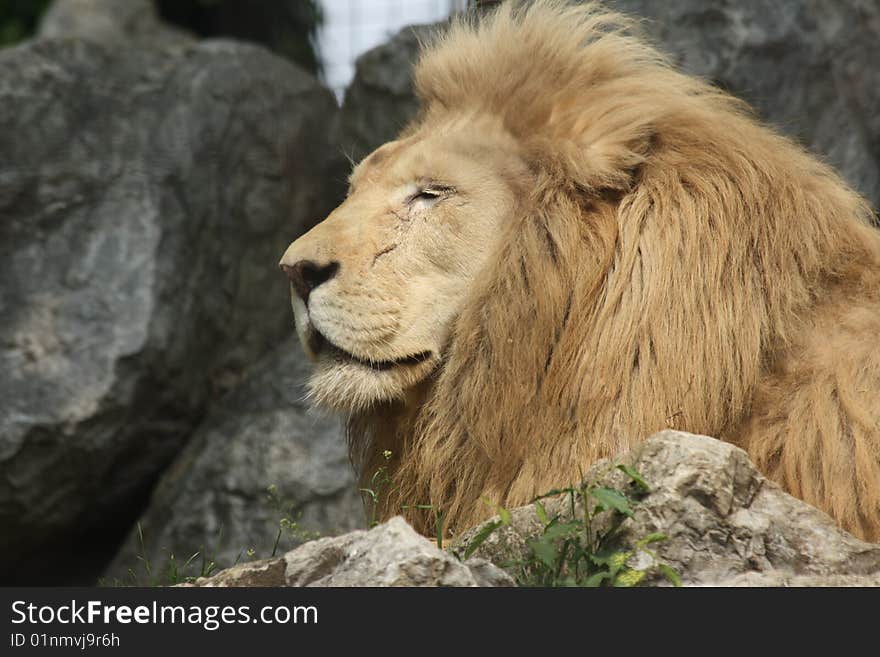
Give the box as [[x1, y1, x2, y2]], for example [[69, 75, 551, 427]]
[[350, 1, 880, 541]]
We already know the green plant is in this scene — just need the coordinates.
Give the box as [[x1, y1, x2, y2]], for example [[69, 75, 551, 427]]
[[362, 450, 448, 547], [401, 503, 446, 549], [101, 485, 321, 586], [458, 464, 682, 587], [360, 449, 394, 528], [265, 484, 321, 556], [97, 522, 224, 587]]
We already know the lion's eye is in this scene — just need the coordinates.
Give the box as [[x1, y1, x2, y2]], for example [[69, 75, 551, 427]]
[[408, 186, 452, 209]]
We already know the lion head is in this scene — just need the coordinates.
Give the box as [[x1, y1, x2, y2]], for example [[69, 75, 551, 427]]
[[279, 114, 532, 412], [279, 1, 880, 541]]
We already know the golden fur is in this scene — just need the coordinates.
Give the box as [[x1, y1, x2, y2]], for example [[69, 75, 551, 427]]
[[281, 1, 880, 541]]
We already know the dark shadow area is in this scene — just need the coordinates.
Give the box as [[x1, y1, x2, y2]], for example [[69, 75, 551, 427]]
[[156, 0, 322, 75], [0, 0, 53, 46]]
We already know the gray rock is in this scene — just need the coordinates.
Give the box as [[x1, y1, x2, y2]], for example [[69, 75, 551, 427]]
[[180, 556, 286, 587], [38, 0, 193, 47], [188, 517, 514, 587], [718, 571, 880, 587], [106, 338, 364, 582], [342, 1, 880, 210], [0, 36, 346, 582], [340, 23, 440, 162], [460, 431, 880, 586], [187, 433, 880, 587]]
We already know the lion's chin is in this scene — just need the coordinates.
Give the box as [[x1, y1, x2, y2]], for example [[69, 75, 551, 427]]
[[294, 314, 440, 412], [304, 352, 439, 414]]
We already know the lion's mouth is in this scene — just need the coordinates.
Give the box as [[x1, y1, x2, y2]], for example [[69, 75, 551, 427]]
[[308, 328, 432, 371]]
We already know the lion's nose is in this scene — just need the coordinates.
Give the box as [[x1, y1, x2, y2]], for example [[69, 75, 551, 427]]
[[281, 260, 340, 303]]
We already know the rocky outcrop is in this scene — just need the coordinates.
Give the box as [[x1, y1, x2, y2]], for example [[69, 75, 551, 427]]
[[38, 0, 192, 47], [106, 338, 364, 582], [185, 517, 513, 587], [0, 29, 346, 582], [185, 432, 880, 587], [341, 0, 880, 210], [460, 431, 880, 586], [720, 572, 880, 587]]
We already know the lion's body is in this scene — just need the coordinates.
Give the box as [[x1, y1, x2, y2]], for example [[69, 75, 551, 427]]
[[282, 1, 880, 541]]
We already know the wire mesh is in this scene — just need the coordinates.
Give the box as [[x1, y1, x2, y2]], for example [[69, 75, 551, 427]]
[[317, 0, 469, 100]]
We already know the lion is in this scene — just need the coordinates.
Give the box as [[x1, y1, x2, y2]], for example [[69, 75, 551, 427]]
[[279, 0, 880, 542]]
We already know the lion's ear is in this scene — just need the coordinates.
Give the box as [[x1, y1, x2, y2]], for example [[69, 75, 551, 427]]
[[533, 103, 655, 193]]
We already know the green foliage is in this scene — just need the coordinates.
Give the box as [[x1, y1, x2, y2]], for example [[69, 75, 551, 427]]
[[103, 521, 223, 587], [460, 516, 504, 560], [365, 450, 451, 548], [105, 454, 679, 588], [400, 503, 447, 549], [458, 464, 682, 587], [101, 484, 321, 587], [265, 484, 322, 556], [0, 0, 53, 47], [360, 449, 394, 528]]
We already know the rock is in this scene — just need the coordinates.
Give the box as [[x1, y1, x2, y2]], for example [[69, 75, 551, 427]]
[[459, 431, 880, 586], [187, 517, 514, 587], [38, 0, 193, 47], [180, 557, 287, 588], [718, 572, 880, 587], [339, 23, 440, 162], [341, 1, 880, 210], [186, 433, 880, 587], [281, 517, 514, 587], [105, 338, 364, 582], [0, 35, 346, 583]]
